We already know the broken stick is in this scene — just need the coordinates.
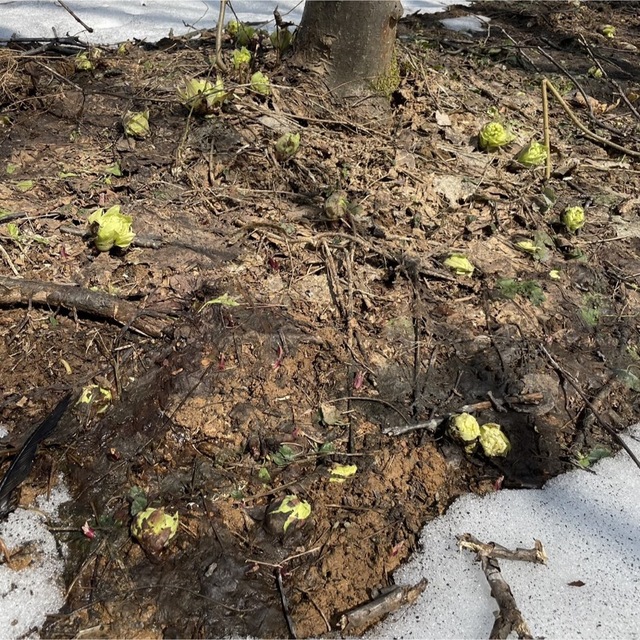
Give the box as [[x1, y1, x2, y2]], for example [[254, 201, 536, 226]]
[[0, 276, 168, 338], [458, 534, 540, 639]]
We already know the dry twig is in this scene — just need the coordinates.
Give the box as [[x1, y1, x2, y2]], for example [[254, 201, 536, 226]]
[[0, 276, 169, 338], [338, 579, 428, 633], [458, 534, 538, 639]]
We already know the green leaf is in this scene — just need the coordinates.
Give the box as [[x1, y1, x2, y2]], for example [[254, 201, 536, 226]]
[[577, 445, 612, 468], [129, 486, 148, 516], [270, 444, 296, 467], [15, 179, 34, 192], [6, 163, 18, 175], [258, 467, 271, 484], [6, 222, 20, 239], [105, 162, 123, 176], [199, 293, 240, 311]]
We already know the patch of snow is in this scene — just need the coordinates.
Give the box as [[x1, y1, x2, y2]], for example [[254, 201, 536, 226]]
[[439, 15, 491, 34], [0, 1, 463, 44], [370, 426, 640, 639], [0, 480, 71, 640]]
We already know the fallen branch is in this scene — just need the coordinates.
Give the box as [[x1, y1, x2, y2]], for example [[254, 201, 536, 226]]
[[56, 0, 94, 33], [458, 533, 547, 565], [338, 579, 428, 634], [0, 276, 169, 338], [458, 534, 537, 639], [383, 393, 543, 436]]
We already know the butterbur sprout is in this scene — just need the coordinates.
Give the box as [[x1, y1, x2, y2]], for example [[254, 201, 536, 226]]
[[131, 507, 179, 555], [516, 240, 541, 255], [178, 77, 228, 115], [324, 191, 349, 220], [601, 24, 616, 38], [516, 141, 548, 167], [444, 254, 475, 277], [232, 47, 251, 69], [75, 52, 93, 71], [264, 495, 312, 536], [274, 132, 300, 161], [478, 122, 514, 151], [88, 205, 135, 252], [122, 110, 150, 138], [588, 66, 603, 79], [479, 423, 511, 457], [448, 413, 480, 453], [250, 71, 271, 96], [562, 206, 585, 233]]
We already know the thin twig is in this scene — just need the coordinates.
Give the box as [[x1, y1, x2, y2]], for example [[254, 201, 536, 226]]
[[384, 393, 544, 436], [540, 345, 640, 471], [215, 0, 228, 72], [56, 0, 94, 33], [542, 78, 551, 180], [276, 568, 297, 639], [458, 534, 547, 565], [542, 77, 640, 158]]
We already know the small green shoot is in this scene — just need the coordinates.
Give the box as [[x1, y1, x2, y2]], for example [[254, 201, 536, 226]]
[[129, 486, 148, 516], [270, 444, 297, 467], [577, 445, 612, 468], [495, 278, 545, 306], [199, 293, 240, 311]]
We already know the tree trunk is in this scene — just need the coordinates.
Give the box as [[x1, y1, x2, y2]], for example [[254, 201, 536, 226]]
[[293, 0, 403, 99]]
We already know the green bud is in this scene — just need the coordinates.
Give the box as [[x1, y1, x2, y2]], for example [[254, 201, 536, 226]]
[[601, 24, 616, 38], [516, 141, 547, 167], [274, 132, 300, 161], [88, 205, 135, 252], [131, 507, 179, 555], [270, 28, 293, 52], [479, 423, 510, 457], [264, 495, 311, 536], [444, 254, 475, 277], [478, 122, 514, 151], [178, 77, 229, 115], [122, 110, 150, 139], [324, 191, 349, 220], [250, 71, 271, 96], [448, 413, 480, 453], [588, 66, 603, 79], [562, 206, 585, 233], [75, 52, 93, 71], [232, 46, 252, 69]]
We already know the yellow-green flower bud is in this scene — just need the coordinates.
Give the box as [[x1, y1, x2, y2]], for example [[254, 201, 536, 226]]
[[588, 66, 603, 79], [75, 52, 93, 71], [131, 507, 179, 555], [88, 205, 135, 252], [250, 71, 271, 96], [122, 109, 150, 138], [274, 132, 300, 161], [444, 254, 475, 277], [232, 47, 252, 69], [178, 77, 228, 115], [601, 24, 616, 38], [324, 191, 349, 220], [478, 122, 514, 151], [516, 141, 547, 167], [516, 240, 541, 255], [479, 423, 510, 457], [226, 20, 240, 36], [448, 413, 480, 452], [562, 206, 585, 233]]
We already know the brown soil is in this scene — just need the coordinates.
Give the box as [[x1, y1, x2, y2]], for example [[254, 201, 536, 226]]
[[1, 1, 639, 637]]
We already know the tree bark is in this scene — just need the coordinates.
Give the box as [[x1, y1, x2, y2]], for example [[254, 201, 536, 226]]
[[293, 0, 403, 99]]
